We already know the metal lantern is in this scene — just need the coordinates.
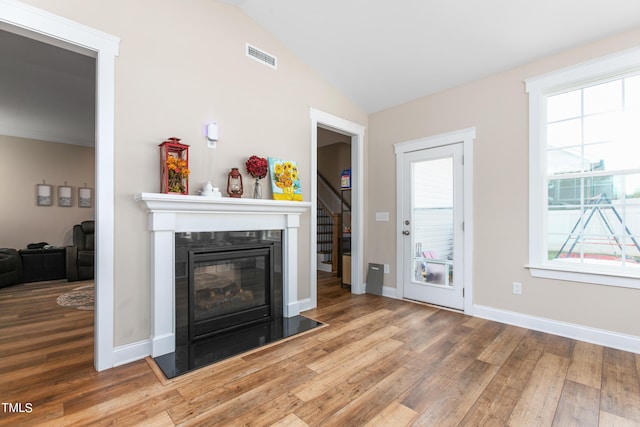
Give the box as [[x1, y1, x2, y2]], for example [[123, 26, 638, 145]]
[[159, 137, 190, 195], [227, 168, 243, 198]]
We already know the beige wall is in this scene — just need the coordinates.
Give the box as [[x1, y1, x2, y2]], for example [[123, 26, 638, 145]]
[[368, 28, 640, 337], [0, 135, 95, 249], [10, 0, 639, 352], [15, 0, 367, 346]]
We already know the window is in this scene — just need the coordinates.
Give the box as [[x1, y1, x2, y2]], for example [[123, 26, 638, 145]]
[[526, 47, 640, 288]]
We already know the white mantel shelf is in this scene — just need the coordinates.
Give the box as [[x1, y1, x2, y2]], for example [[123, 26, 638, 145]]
[[135, 192, 311, 358], [135, 192, 311, 214]]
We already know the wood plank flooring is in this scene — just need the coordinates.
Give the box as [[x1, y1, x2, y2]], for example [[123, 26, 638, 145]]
[[1, 273, 639, 426]]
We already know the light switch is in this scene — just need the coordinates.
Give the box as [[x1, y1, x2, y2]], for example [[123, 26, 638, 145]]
[[375, 212, 389, 222]]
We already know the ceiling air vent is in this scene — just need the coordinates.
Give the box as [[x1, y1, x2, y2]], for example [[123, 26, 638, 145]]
[[246, 43, 277, 69]]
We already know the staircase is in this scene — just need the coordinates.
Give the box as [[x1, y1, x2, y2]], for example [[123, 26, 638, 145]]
[[317, 173, 347, 273], [317, 204, 338, 272]]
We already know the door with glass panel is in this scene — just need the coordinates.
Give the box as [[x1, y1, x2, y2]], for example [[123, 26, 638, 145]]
[[402, 143, 464, 310]]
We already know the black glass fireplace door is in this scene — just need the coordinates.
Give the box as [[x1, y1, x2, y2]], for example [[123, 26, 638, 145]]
[[189, 245, 274, 341]]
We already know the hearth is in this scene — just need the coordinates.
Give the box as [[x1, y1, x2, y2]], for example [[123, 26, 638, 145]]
[[154, 315, 321, 379]]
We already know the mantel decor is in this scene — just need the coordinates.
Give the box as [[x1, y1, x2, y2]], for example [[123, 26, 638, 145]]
[[245, 155, 268, 199], [268, 158, 302, 201], [227, 167, 243, 198], [159, 137, 190, 195]]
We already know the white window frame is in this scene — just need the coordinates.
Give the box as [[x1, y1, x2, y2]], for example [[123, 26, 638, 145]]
[[526, 46, 640, 289]]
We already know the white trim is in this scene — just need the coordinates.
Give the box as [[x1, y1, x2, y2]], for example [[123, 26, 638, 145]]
[[113, 340, 152, 368], [297, 297, 314, 313], [309, 108, 366, 306], [474, 304, 640, 354], [525, 46, 640, 289], [525, 46, 640, 94], [394, 127, 475, 315], [0, 0, 120, 371], [381, 285, 399, 299], [528, 265, 640, 289]]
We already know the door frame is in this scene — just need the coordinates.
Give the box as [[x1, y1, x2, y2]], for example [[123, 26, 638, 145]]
[[394, 127, 475, 315], [309, 108, 366, 308], [1, 0, 120, 370]]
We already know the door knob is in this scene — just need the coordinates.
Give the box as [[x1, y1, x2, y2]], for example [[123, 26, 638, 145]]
[[402, 230, 410, 236]]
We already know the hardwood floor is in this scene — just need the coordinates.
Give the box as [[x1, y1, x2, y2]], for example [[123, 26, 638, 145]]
[[1, 273, 639, 426]]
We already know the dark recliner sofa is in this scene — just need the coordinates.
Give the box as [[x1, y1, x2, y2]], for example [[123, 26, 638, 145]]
[[0, 248, 23, 288], [66, 220, 95, 281]]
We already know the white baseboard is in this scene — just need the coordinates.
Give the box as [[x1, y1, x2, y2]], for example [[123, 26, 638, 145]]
[[474, 304, 640, 354], [381, 285, 399, 299], [297, 297, 314, 313], [113, 339, 152, 367], [115, 298, 640, 370], [316, 263, 332, 273]]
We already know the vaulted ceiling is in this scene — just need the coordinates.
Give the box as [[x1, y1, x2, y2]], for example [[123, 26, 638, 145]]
[[1, 1, 639, 147], [222, 0, 640, 113]]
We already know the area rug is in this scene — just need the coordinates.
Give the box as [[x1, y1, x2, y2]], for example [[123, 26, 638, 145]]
[[56, 284, 94, 310]]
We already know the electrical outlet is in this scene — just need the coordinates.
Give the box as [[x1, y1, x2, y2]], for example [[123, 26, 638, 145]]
[[513, 282, 522, 295], [384, 264, 390, 274]]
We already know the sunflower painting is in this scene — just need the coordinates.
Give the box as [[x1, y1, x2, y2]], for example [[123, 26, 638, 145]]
[[268, 158, 302, 201]]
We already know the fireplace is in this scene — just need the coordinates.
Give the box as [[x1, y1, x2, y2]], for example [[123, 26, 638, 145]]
[[175, 231, 283, 345], [136, 193, 321, 378]]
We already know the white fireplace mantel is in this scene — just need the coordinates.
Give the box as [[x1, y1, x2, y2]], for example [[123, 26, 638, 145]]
[[135, 192, 311, 357]]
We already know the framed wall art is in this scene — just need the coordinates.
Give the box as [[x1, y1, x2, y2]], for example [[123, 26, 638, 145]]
[[78, 187, 92, 208], [36, 182, 52, 206], [58, 184, 73, 207]]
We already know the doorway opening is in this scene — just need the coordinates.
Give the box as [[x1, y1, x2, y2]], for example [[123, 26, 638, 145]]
[[316, 128, 351, 285], [1, 2, 119, 370], [309, 108, 365, 310]]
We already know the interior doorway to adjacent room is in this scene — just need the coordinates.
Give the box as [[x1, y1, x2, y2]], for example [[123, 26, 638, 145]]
[[309, 108, 365, 310]]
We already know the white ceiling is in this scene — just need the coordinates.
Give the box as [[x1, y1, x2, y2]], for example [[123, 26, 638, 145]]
[[222, 0, 640, 113]]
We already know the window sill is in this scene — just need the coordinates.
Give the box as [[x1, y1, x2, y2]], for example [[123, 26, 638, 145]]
[[527, 264, 640, 290]]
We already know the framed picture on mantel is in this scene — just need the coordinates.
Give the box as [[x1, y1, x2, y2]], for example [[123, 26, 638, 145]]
[[268, 157, 302, 201]]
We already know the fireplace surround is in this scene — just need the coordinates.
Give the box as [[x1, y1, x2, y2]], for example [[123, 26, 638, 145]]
[[135, 193, 312, 359]]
